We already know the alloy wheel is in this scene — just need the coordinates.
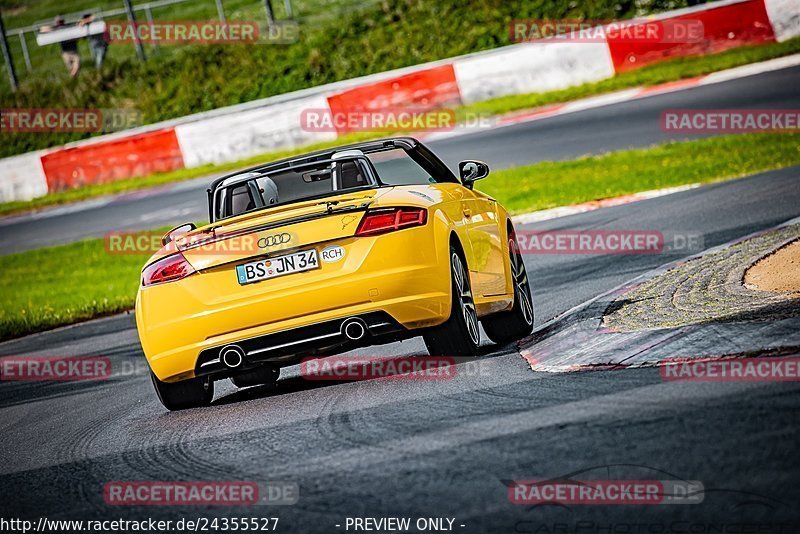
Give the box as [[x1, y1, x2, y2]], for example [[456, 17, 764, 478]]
[[510, 238, 534, 326], [452, 252, 480, 346]]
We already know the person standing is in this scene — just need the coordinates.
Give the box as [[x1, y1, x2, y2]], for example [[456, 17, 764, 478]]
[[80, 14, 108, 69], [40, 16, 81, 77]]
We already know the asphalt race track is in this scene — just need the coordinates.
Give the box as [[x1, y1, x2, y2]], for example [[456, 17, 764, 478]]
[[1, 64, 799, 254], [1, 64, 799, 531], [2, 162, 800, 529]]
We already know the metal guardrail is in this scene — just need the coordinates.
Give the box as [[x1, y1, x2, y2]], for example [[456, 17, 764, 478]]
[[9, 0, 226, 35], [5, 0, 225, 73], [0, 0, 386, 92], [1, 0, 298, 75]]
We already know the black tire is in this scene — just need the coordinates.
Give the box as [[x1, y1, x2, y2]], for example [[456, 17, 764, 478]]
[[231, 365, 280, 388], [151, 372, 214, 411], [423, 246, 481, 357], [482, 230, 534, 344]]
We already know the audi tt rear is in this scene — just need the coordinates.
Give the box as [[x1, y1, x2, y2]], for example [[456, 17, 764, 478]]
[[136, 137, 534, 410]]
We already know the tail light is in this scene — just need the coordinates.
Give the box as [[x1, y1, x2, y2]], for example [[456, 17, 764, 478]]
[[142, 253, 196, 287], [355, 207, 428, 236]]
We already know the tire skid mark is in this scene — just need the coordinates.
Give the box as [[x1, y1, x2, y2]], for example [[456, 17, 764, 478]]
[[122, 416, 241, 481], [311, 386, 383, 451]]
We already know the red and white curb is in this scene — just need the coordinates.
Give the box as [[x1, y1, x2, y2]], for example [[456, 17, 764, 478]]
[[422, 52, 800, 143], [516, 214, 800, 373]]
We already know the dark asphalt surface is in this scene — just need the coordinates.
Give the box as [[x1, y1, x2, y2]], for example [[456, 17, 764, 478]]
[[2, 165, 800, 531], [1, 64, 799, 254]]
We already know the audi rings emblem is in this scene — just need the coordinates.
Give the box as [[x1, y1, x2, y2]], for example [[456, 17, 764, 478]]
[[258, 232, 292, 248]]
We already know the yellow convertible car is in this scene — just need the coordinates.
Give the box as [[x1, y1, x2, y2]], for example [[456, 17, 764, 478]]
[[136, 137, 533, 410]]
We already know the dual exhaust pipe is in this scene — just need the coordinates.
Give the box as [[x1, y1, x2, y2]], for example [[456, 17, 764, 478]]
[[219, 345, 246, 369], [218, 317, 369, 369], [340, 317, 367, 342]]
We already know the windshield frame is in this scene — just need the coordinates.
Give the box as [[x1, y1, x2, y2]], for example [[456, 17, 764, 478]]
[[206, 137, 458, 223]]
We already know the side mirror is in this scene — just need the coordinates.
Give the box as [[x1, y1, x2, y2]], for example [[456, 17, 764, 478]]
[[162, 223, 197, 246], [458, 160, 489, 188]]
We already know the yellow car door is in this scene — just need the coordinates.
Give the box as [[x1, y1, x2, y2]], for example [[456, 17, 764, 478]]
[[463, 188, 507, 297]]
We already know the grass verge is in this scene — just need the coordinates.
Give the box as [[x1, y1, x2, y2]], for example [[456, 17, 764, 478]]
[[0, 238, 151, 341], [1, 132, 798, 341], [1, 38, 799, 218], [482, 133, 800, 214]]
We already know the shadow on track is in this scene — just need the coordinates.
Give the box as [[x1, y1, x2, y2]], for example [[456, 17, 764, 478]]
[[211, 342, 516, 407]]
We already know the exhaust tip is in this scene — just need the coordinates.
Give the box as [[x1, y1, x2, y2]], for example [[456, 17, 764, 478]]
[[341, 318, 367, 341], [220, 345, 245, 369]]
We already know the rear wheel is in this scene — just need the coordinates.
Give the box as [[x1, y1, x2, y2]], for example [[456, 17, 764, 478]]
[[151, 372, 214, 411], [423, 247, 480, 357], [482, 232, 534, 344]]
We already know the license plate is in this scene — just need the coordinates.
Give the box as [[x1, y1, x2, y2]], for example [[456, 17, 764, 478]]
[[236, 249, 319, 285]]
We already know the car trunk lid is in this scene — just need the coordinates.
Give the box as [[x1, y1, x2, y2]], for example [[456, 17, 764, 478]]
[[176, 191, 382, 271]]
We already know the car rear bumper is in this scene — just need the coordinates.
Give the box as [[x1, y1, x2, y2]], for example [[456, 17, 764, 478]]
[[194, 311, 408, 379], [141, 291, 449, 382], [136, 226, 452, 382]]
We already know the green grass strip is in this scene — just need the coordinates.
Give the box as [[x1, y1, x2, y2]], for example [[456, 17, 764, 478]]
[[482, 133, 800, 213]]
